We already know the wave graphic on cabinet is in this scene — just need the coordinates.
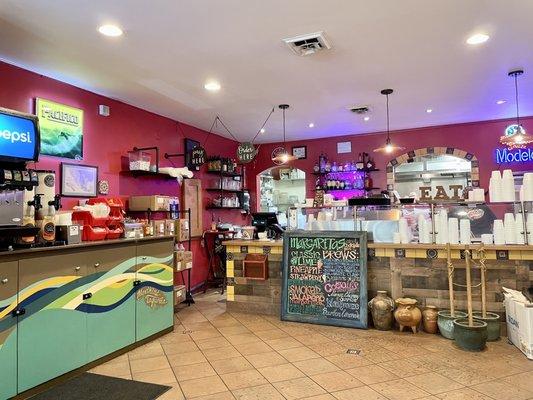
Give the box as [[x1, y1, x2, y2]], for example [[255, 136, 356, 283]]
[[0, 255, 173, 349]]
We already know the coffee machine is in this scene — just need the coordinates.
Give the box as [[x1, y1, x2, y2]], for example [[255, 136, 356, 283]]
[[0, 107, 41, 248]]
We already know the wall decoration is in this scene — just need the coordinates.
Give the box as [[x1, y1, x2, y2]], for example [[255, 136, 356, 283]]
[[189, 145, 207, 167], [237, 142, 257, 163], [36, 98, 83, 159], [98, 180, 110, 195], [60, 163, 98, 197], [336, 141, 351, 154], [291, 145, 307, 159], [184, 138, 201, 170]]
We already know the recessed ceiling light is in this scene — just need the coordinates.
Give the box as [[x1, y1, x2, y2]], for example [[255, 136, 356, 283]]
[[308, 123, 315, 128], [426, 108, 433, 113], [260, 128, 265, 134], [204, 81, 221, 92], [496, 100, 506, 105], [363, 116, 370, 121], [466, 33, 489, 45], [98, 24, 123, 37]]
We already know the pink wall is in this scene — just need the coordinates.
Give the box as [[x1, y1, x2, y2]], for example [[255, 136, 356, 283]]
[[247, 117, 533, 208], [0, 61, 247, 289]]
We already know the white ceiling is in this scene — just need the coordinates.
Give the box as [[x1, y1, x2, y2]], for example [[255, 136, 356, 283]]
[[1, 0, 532, 143]]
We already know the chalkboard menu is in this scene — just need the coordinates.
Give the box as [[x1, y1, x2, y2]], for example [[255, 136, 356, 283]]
[[281, 231, 368, 329]]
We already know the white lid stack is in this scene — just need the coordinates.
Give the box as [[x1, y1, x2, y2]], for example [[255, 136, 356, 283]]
[[399, 217, 410, 244], [523, 173, 533, 202], [489, 170, 502, 203], [448, 218, 459, 244], [503, 213, 516, 244], [501, 169, 516, 202], [515, 213, 525, 244]]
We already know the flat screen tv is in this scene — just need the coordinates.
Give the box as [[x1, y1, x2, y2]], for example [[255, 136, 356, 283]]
[[0, 107, 40, 163]]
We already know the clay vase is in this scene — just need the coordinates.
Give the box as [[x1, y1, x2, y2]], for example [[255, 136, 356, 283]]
[[394, 298, 422, 333], [422, 306, 439, 334], [368, 291, 395, 330]]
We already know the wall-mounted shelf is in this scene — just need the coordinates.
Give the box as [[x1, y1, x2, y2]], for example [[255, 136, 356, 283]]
[[206, 188, 244, 194], [120, 170, 175, 179], [206, 206, 244, 210], [313, 187, 380, 192], [207, 170, 242, 178], [312, 168, 380, 175]]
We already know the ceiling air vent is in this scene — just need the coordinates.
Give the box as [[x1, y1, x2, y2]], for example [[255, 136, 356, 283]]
[[348, 106, 370, 115], [282, 31, 332, 56]]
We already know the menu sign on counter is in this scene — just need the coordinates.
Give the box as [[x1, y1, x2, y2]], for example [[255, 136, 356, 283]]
[[281, 231, 367, 328]]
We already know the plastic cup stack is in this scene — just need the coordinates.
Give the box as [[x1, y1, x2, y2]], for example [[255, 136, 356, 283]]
[[399, 218, 410, 244], [527, 213, 533, 244], [448, 218, 459, 244], [523, 173, 533, 202], [501, 169, 516, 202], [459, 219, 471, 244], [493, 219, 505, 245], [439, 210, 449, 244], [504, 213, 516, 244], [489, 170, 502, 203], [418, 214, 431, 244], [393, 232, 401, 244], [515, 213, 525, 244]]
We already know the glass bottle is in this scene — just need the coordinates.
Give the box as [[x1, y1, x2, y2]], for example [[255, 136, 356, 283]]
[[332, 162, 338, 172], [355, 153, 364, 170], [319, 153, 327, 173]]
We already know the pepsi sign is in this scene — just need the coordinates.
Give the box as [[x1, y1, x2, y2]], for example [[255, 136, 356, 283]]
[[0, 107, 40, 162]]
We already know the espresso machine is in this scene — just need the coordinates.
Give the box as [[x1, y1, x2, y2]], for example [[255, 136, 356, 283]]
[[0, 107, 42, 249]]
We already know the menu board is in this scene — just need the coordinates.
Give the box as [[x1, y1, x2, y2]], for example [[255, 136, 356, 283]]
[[281, 231, 367, 329]]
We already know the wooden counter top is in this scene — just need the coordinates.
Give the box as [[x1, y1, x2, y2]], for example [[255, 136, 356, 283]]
[[222, 239, 283, 247], [367, 243, 533, 251], [0, 235, 175, 257]]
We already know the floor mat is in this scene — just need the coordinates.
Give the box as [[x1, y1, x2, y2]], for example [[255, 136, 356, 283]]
[[29, 373, 171, 400]]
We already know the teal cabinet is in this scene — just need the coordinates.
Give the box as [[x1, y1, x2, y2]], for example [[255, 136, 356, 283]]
[[85, 245, 137, 362], [0, 260, 18, 400], [17, 252, 87, 393], [135, 241, 174, 341]]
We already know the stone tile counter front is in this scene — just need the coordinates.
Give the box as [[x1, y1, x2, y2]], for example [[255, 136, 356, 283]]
[[223, 239, 532, 331], [223, 239, 283, 315]]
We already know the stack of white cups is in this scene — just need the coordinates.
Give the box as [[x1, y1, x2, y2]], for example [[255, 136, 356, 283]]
[[501, 169, 516, 202], [399, 218, 410, 244], [439, 210, 449, 244], [523, 173, 533, 202], [527, 213, 533, 244], [448, 218, 459, 244], [489, 171, 502, 203], [417, 214, 431, 244], [459, 219, 471, 244], [504, 213, 516, 244], [493, 220, 505, 245], [515, 213, 525, 244]]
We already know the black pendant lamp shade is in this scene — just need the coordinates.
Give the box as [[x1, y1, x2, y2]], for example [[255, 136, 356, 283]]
[[373, 89, 405, 154], [271, 104, 297, 164], [500, 69, 533, 149]]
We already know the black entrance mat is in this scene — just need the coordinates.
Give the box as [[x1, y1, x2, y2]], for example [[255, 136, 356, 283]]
[[29, 373, 171, 400]]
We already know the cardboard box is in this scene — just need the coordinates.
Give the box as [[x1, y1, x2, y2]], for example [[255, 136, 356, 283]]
[[174, 285, 186, 305], [175, 219, 190, 242], [129, 195, 169, 211], [152, 220, 166, 237], [175, 250, 193, 271], [504, 293, 533, 360], [165, 219, 176, 236]]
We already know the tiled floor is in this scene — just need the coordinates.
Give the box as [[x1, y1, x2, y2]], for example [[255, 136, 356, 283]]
[[89, 291, 533, 399]]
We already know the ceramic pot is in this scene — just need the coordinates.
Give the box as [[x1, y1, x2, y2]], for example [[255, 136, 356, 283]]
[[422, 306, 439, 334], [453, 318, 488, 352], [437, 310, 467, 339], [368, 291, 395, 330], [393, 298, 422, 333], [472, 312, 501, 341]]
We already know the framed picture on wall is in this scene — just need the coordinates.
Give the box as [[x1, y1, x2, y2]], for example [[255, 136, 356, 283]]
[[292, 145, 307, 159], [184, 138, 201, 170], [60, 163, 98, 197]]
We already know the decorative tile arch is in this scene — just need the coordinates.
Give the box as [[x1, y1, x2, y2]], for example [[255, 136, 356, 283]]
[[385, 147, 480, 191]]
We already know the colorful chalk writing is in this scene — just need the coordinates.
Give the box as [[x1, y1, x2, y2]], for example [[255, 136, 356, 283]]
[[281, 231, 368, 329]]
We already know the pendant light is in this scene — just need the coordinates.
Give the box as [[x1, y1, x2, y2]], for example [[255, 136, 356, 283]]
[[373, 89, 405, 154], [500, 69, 533, 149], [271, 104, 297, 164]]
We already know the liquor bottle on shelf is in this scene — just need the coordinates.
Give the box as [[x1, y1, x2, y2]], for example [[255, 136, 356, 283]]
[[313, 162, 320, 173], [332, 162, 338, 172], [319, 153, 327, 173], [365, 175, 373, 189], [366, 155, 374, 170], [325, 160, 332, 173], [355, 153, 364, 170], [315, 178, 322, 190]]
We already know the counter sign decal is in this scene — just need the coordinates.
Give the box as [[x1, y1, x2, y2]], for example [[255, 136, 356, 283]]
[[36, 98, 84, 159]]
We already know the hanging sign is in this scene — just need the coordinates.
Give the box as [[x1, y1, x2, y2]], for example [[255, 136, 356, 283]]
[[189, 145, 207, 167], [237, 142, 257, 163], [495, 147, 533, 164], [281, 231, 368, 329], [36, 98, 84, 159]]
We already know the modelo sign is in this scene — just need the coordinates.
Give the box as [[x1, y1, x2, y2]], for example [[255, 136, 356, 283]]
[[495, 147, 533, 164], [0, 107, 40, 162], [237, 142, 257, 163]]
